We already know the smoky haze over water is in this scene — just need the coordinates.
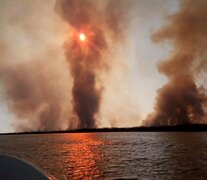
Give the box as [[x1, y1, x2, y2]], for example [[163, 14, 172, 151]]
[[145, 0, 207, 126]]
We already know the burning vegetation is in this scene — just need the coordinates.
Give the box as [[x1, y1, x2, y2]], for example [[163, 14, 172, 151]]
[[144, 0, 207, 126]]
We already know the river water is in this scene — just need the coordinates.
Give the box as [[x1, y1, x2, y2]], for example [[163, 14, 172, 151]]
[[0, 132, 207, 179]]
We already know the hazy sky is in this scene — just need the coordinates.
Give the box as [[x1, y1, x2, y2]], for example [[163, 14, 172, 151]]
[[0, 0, 179, 133]]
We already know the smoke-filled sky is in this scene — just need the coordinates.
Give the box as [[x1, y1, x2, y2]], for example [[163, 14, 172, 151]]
[[0, 0, 206, 133]]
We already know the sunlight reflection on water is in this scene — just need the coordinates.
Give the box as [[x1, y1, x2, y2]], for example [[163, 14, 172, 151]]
[[1, 132, 207, 179], [63, 134, 103, 179]]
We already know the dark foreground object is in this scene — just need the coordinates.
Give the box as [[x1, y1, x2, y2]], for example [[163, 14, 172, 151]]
[[2, 124, 207, 135], [0, 154, 54, 180]]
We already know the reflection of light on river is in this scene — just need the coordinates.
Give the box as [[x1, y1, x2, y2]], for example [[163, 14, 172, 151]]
[[64, 133, 104, 179]]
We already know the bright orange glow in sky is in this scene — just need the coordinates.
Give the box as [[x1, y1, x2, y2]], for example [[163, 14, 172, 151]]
[[79, 33, 86, 42]]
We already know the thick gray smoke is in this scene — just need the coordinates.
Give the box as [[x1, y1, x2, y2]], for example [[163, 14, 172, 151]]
[[1, 61, 69, 131], [0, 0, 135, 132], [55, 0, 133, 128], [145, 0, 207, 126], [0, 0, 71, 132]]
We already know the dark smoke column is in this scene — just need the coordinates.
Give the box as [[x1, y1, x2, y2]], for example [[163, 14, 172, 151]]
[[55, 0, 107, 128], [56, 0, 133, 128], [144, 0, 207, 126]]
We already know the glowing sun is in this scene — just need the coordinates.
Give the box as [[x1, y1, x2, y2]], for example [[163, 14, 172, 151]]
[[79, 33, 86, 42]]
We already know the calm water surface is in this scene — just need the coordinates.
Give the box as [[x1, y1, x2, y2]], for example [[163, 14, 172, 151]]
[[0, 132, 207, 179]]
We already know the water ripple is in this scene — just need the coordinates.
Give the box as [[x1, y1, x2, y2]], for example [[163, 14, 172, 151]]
[[1, 132, 207, 179]]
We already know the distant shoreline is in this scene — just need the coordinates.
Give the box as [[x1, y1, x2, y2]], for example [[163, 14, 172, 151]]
[[1, 124, 207, 135]]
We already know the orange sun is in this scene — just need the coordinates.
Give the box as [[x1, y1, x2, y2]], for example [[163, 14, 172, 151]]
[[79, 33, 86, 42]]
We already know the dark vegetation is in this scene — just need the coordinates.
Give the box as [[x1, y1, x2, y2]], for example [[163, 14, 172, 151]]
[[1, 124, 207, 135]]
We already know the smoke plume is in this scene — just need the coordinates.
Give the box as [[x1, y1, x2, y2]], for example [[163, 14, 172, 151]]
[[0, 0, 71, 132], [145, 0, 207, 126], [0, 0, 135, 132], [1, 60, 70, 131], [55, 0, 133, 128]]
